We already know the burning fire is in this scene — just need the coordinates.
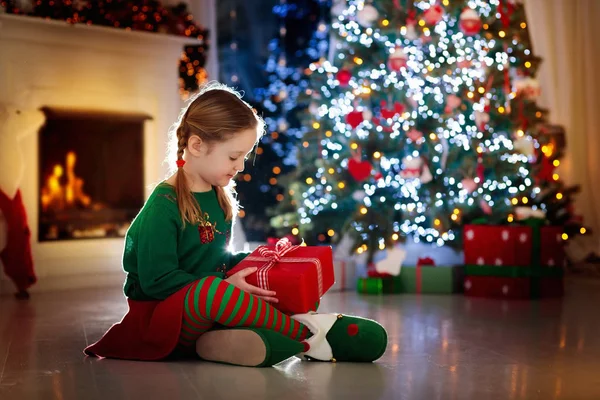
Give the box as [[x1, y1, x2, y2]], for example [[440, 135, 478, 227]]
[[41, 151, 91, 212]]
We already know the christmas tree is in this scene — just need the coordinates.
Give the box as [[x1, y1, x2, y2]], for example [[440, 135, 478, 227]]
[[276, 0, 587, 260], [234, 0, 331, 241]]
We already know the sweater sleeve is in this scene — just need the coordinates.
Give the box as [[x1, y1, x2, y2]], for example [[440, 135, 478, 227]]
[[136, 202, 199, 300]]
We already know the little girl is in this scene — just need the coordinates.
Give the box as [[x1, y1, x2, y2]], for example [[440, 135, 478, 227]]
[[84, 82, 387, 367]]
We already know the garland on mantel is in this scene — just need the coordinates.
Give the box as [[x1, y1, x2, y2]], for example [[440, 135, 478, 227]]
[[0, 0, 209, 96]]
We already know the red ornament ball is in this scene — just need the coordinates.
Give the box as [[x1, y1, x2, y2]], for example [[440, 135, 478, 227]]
[[336, 69, 352, 86]]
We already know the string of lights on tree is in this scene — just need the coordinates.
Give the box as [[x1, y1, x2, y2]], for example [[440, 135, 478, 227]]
[[276, 0, 587, 258], [1, 0, 209, 97]]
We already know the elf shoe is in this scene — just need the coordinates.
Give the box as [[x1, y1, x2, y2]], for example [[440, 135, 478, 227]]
[[291, 312, 387, 362], [195, 327, 305, 368]]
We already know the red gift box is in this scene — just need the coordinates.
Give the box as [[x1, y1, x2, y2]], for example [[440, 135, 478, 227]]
[[540, 226, 565, 267], [539, 277, 564, 297], [226, 238, 334, 314], [463, 225, 532, 266], [464, 275, 531, 299]]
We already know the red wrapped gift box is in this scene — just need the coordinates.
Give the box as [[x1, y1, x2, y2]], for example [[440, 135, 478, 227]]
[[539, 277, 564, 297], [464, 275, 531, 299], [226, 238, 334, 314], [463, 225, 532, 266], [540, 226, 565, 267]]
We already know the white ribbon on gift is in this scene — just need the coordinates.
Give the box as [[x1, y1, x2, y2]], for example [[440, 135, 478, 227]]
[[515, 206, 546, 220], [244, 237, 325, 297]]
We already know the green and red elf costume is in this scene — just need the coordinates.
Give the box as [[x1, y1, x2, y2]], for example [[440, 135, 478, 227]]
[[84, 181, 387, 366]]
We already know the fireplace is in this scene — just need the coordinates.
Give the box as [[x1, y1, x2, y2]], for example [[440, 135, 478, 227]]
[[38, 108, 149, 242], [0, 13, 209, 294]]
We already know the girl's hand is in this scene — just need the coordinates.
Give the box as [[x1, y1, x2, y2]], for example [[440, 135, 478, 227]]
[[224, 267, 279, 304]]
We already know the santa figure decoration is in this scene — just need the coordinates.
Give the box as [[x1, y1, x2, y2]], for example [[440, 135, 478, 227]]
[[459, 8, 481, 36]]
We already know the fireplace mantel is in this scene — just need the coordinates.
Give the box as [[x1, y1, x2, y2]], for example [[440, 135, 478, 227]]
[[0, 13, 202, 294], [0, 13, 201, 55]]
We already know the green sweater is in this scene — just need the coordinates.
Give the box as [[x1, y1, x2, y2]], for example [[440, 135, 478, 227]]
[[123, 182, 249, 300]]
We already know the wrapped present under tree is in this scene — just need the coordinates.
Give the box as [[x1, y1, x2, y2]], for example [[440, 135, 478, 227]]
[[357, 257, 463, 295], [463, 218, 565, 298]]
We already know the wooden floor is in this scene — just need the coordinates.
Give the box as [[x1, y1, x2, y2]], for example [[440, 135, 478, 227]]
[[1, 278, 600, 399]]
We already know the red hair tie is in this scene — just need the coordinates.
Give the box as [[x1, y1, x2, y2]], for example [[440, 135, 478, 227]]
[[176, 159, 186, 168]]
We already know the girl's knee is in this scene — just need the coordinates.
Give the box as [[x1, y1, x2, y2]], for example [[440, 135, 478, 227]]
[[196, 275, 225, 286]]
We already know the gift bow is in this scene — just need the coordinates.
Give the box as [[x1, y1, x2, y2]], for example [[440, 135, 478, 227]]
[[246, 238, 325, 296], [514, 206, 546, 220], [417, 257, 435, 266], [257, 237, 299, 264]]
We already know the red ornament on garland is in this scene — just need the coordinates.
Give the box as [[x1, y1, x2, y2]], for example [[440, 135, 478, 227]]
[[336, 69, 352, 86], [346, 110, 365, 129], [348, 146, 372, 182], [380, 101, 405, 119], [372, 101, 405, 132], [348, 159, 373, 182]]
